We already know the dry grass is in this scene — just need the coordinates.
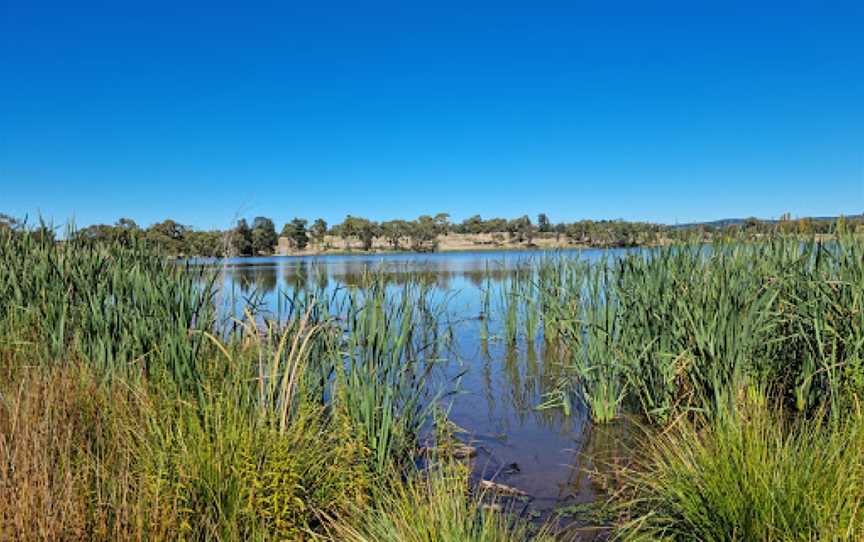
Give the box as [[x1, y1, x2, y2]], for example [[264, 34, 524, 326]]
[[0, 365, 172, 541]]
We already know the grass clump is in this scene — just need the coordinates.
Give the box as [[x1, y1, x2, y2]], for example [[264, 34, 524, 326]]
[[613, 395, 864, 541], [531, 235, 864, 424], [237, 407, 372, 539], [0, 227, 217, 392], [0, 365, 162, 541], [328, 459, 555, 542]]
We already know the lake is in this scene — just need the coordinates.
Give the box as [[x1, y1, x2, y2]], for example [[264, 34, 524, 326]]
[[191, 248, 636, 517]]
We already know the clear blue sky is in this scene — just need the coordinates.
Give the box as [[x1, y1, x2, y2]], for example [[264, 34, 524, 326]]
[[2, 1, 862, 230]]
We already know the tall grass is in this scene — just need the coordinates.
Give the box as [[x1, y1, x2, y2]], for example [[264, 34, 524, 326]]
[[327, 459, 556, 542], [612, 396, 864, 541], [530, 235, 864, 424], [541, 260, 627, 422], [0, 366, 159, 541], [333, 275, 450, 474], [4, 224, 862, 540], [0, 227, 217, 394], [0, 225, 465, 540]]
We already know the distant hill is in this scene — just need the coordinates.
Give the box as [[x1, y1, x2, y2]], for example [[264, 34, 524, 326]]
[[671, 215, 863, 230]]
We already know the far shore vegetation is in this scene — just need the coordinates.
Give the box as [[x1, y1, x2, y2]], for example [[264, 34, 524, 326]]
[[2, 211, 861, 258]]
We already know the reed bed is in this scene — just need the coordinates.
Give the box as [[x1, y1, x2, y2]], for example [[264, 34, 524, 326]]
[[0, 226, 543, 541], [3, 223, 862, 541], [496, 234, 864, 540], [514, 235, 864, 424]]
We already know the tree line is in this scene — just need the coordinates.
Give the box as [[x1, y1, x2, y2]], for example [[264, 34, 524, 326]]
[[1, 212, 860, 257]]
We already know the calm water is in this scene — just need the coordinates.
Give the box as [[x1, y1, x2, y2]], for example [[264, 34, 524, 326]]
[[192, 248, 634, 516]]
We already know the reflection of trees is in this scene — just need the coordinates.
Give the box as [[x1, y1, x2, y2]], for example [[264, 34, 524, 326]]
[[503, 346, 529, 424], [227, 265, 278, 295], [463, 268, 517, 288], [481, 343, 496, 424], [279, 260, 333, 291], [245, 256, 533, 292]]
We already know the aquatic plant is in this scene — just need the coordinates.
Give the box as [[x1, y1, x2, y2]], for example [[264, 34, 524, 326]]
[[334, 275, 450, 474], [327, 458, 556, 542], [0, 226, 218, 394], [535, 234, 864, 423], [613, 395, 864, 541]]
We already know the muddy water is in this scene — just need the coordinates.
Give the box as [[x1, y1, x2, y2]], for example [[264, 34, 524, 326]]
[[192, 248, 634, 520]]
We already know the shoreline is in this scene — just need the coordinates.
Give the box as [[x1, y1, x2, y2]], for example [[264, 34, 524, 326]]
[[202, 242, 624, 261]]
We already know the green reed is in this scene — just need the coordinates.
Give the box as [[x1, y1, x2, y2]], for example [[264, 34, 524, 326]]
[[529, 234, 864, 424], [332, 275, 450, 474], [536, 258, 626, 422], [613, 395, 864, 541], [0, 225, 218, 394]]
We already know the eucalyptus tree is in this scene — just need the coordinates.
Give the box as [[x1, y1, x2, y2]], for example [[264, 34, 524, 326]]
[[409, 215, 439, 251], [338, 215, 379, 251], [380, 219, 411, 249], [231, 218, 254, 256], [310, 218, 328, 246], [459, 215, 484, 234], [282, 218, 309, 250], [0, 213, 18, 229], [251, 216, 278, 255], [507, 215, 535, 243], [433, 212, 451, 235], [537, 213, 551, 233], [147, 219, 189, 254]]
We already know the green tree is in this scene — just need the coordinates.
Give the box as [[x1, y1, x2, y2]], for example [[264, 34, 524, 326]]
[[77, 223, 117, 243], [232, 218, 254, 256], [251, 216, 278, 255], [537, 213, 551, 233], [186, 230, 224, 257], [409, 215, 439, 251], [114, 218, 140, 245], [460, 215, 483, 234], [0, 213, 18, 229], [381, 219, 410, 249], [507, 215, 534, 243], [310, 218, 328, 246], [433, 213, 451, 235], [338, 216, 379, 251], [282, 218, 309, 250], [147, 219, 188, 254], [484, 217, 508, 233]]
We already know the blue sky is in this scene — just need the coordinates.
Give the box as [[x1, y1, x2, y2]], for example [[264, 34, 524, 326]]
[[2, 1, 862, 229]]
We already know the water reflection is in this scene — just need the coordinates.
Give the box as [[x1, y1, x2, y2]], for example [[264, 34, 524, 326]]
[[225, 264, 278, 293]]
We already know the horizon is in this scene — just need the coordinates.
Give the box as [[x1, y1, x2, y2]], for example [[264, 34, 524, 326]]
[[3, 2, 863, 228], [5, 209, 863, 239], [2, 210, 863, 233]]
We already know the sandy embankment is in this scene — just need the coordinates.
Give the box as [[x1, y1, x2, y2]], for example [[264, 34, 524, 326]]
[[277, 232, 579, 256]]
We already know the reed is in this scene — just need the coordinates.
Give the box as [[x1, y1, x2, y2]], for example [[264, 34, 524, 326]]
[[0, 226, 218, 395], [613, 395, 864, 541], [532, 234, 864, 423], [0, 226, 459, 540], [326, 458, 557, 542], [3, 223, 862, 540], [333, 275, 450, 474]]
